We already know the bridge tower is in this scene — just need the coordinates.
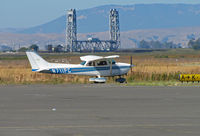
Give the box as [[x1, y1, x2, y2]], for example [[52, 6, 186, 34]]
[[109, 9, 120, 50], [66, 9, 120, 52], [66, 9, 77, 52]]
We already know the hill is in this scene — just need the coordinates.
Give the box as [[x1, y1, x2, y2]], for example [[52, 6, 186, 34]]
[[2, 4, 200, 49], [13, 4, 200, 34]]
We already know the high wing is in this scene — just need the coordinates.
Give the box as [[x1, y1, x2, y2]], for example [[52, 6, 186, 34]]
[[80, 55, 119, 62]]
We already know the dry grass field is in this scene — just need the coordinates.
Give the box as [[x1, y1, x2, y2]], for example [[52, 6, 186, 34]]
[[0, 49, 200, 85]]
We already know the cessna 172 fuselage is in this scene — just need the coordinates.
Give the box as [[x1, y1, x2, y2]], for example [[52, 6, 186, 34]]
[[26, 51, 133, 83]]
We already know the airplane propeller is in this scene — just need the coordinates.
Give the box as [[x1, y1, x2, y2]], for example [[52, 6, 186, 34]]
[[130, 56, 133, 73]]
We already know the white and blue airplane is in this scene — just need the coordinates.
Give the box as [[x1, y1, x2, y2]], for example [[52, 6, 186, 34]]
[[26, 51, 133, 83]]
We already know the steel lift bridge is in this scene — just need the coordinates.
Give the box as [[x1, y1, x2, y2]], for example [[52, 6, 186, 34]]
[[66, 9, 120, 52]]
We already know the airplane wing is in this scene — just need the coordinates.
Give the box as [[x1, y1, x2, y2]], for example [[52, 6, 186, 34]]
[[80, 55, 103, 62], [104, 55, 119, 59], [80, 55, 119, 62]]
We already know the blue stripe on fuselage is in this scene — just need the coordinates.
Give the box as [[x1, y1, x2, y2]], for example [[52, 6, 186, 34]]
[[32, 69, 39, 71], [49, 66, 130, 74]]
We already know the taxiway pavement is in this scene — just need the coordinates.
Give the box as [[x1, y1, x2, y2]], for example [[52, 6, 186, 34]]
[[0, 84, 200, 136]]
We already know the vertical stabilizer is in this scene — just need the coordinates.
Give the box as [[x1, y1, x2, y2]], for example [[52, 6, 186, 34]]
[[26, 52, 49, 71]]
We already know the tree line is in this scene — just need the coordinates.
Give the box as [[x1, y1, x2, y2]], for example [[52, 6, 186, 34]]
[[18, 44, 64, 52], [188, 38, 200, 50], [139, 40, 181, 49]]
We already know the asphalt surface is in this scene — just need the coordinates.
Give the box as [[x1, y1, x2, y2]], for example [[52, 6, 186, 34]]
[[0, 84, 200, 136]]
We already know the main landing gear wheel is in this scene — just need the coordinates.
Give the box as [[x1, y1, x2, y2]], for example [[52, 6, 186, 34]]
[[115, 77, 127, 83]]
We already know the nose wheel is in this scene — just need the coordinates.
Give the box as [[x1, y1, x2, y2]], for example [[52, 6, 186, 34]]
[[89, 76, 107, 83]]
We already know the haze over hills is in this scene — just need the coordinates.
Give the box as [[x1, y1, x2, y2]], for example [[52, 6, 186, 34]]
[[1, 4, 200, 49]]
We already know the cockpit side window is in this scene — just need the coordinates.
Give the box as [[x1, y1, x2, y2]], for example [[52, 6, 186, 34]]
[[88, 62, 92, 66], [92, 61, 95, 66], [97, 60, 108, 66], [86, 61, 95, 66]]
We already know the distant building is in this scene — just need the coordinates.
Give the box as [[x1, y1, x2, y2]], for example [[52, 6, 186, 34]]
[[47, 45, 53, 52], [53, 45, 64, 52]]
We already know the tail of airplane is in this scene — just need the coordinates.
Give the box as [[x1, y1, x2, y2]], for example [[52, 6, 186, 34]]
[[26, 51, 49, 71]]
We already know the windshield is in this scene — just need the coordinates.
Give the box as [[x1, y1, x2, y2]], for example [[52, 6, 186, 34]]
[[108, 59, 116, 64], [80, 61, 86, 65]]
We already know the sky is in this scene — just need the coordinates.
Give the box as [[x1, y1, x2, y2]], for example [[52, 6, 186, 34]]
[[1, 0, 200, 28]]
